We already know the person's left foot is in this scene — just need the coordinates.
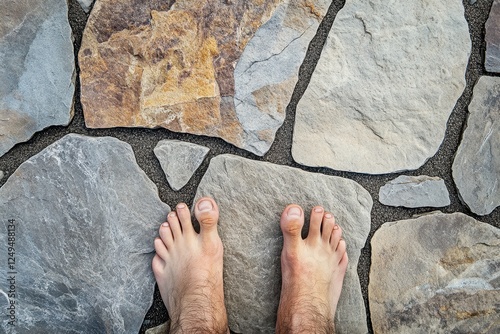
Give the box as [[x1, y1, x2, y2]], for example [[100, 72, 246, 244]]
[[152, 197, 229, 334]]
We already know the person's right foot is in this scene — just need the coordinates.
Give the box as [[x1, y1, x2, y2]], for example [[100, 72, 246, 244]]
[[276, 205, 348, 334]]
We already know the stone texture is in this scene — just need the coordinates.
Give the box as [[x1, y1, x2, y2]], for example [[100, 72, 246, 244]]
[[0, 0, 75, 157], [154, 139, 209, 191], [79, 0, 329, 156], [379, 175, 450, 208], [486, 0, 500, 73], [453, 77, 500, 216], [194, 154, 372, 333], [0, 134, 169, 333], [369, 212, 500, 333], [293, 0, 471, 174], [77, 0, 94, 13]]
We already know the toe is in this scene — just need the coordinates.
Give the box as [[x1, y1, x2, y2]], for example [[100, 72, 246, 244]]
[[194, 197, 220, 236], [336, 238, 346, 255], [159, 221, 174, 249], [175, 203, 195, 235], [322, 212, 336, 243], [280, 205, 305, 249], [167, 211, 182, 240], [308, 206, 323, 240], [339, 248, 348, 269], [330, 224, 343, 250], [154, 237, 169, 259], [152, 254, 166, 277]]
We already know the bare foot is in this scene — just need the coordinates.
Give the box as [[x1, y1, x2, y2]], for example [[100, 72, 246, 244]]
[[152, 197, 228, 334], [276, 205, 348, 334]]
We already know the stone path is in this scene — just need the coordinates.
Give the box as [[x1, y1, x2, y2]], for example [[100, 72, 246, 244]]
[[0, 0, 498, 333]]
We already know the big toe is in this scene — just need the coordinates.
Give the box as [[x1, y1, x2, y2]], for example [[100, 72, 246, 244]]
[[280, 205, 305, 249], [194, 197, 220, 236]]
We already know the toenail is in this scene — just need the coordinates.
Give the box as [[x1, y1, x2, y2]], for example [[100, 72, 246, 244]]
[[314, 207, 323, 213], [325, 213, 333, 219], [197, 199, 213, 212], [162, 222, 169, 227], [287, 206, 302, 217], [333, 225, 339, 230], [168, 212, 176, 217], [177, 203, 186, 209]]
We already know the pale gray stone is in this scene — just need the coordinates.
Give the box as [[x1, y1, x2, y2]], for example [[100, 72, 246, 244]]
[[0, 0, 75, 157], [0, 171, 3, 181], [0, 134, 169, 333], [154, 140, 209, 191], [292, 0, 471, 174], [453, 76, 500, 215], [486, 0, 500, 73], [77, 0, 94, 13], [369, 212, 500, 333], [145, 321, 169, 334], [194, 154, 372, 334], [379, 175, 450, 208]]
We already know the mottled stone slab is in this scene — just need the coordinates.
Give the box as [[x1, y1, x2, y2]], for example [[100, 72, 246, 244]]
[[293, 0, 470, 173], [154, 140, 209, 191], [0, 134, 169, 333], [369, 212, 500, 333], [379, 175, 450, 208], [453, 77, 500, 215], [486, 0, 500, 73], [79, 0, 329, 156], [194, 154, 372, 333], [0, 0, 75, 157], [77, 0, 94, 13]]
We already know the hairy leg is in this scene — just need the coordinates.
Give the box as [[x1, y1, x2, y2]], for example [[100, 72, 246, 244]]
[[276, 205, 348, 334], [152, 197, 229, 334]]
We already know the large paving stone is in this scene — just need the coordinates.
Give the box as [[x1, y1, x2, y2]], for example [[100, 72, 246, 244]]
[[154, 139, 209, 191], [486, 0, 500, 73], [194, 154, 372, 333], [379, 175, 450, 208], [453, 76, 500, 215], [79, 0, 329, 156], [369, 212, 500, 333], [0, 0, 75, 157], [0, 134, 169, 333], [292, 0, 470, 173]]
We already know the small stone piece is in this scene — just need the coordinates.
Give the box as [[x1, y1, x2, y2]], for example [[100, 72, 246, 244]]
[[77, 0, 94, 13], [369, 212, 500, 333], [79, 0, 330, 156], [453, 76, 500, 215], [292, 0, 470, 173], [379, 175, 450, 208], [486, 0, 500, 73], [0, 0, 75, 157], [0, 171, 4, 181], [145, 321, 170, 334], [195, 154, 372, 333], [0, 134, 169, 333], [154, 140, 209, 191]]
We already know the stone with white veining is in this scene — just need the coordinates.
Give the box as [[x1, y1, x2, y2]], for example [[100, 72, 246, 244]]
[[453, 76, 500, 215], [0, 0, 75, 157], [379, 175, 450, 208], [154, 140, 209, 191], [370, 212, 500, 333], [0, 134, 169, 333], [194, 154, 372, 333], [293, 0, 470, 173]]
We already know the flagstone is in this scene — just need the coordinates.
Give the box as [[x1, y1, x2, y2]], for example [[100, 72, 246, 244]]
[[292, 0, 470, 173], [453, 76, 500, 216], [369, 212, 500, 333], [379, 175, 450, 208], [194, 154, 372, 333], [0, 134, 169, 333], [0, 0, 75, 157], [486, 0, 500, 73], [154, 140, 209, 191], [79, 0, 329, 156]]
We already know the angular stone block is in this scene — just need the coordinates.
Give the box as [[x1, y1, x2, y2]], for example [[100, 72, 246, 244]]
[[370, 212, 500, 333], [0, 134, 169, 333], [194, 154, 372, 333]]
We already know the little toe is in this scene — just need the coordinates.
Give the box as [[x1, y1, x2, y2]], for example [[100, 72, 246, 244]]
[[175, 203, 195, 235], [280, 204, 305, 249], [194, 197, 220, 237], [330, 224, 343, 250], [152, 254, 166, 277], [154, 237, 169, 260], [308, 206, 324, 240], [159, 221, 174, 248], [336, 238, 347, 256], [321, 212, 336, 243]]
